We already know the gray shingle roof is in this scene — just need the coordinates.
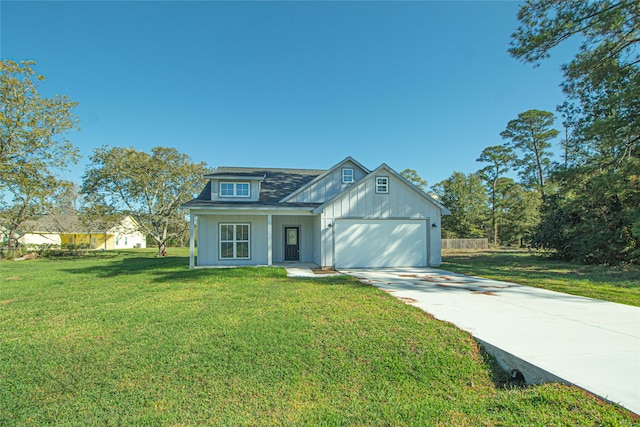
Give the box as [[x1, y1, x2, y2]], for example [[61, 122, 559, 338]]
[[184, 167, 325, 208]]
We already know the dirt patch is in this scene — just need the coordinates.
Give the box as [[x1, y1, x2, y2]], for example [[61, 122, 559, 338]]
[[399, 297, 418, 304], [2, 299, 16, 305], [4, 276, 21, 280], [471, 291, 497, 296]]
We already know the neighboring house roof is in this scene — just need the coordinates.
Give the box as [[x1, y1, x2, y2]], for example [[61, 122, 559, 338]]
[[21, 215, 138, 235]]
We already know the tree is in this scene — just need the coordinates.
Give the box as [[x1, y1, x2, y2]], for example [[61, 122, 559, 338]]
[[509, 0, 638, 163], [476, 145, 517, 244], [82, 146, 209, 256], [0, 60, 79, 251], [510, 0, 639, 264], [400, 168, 428, 192], [431, 171, 488, 239], [494, 178, 541, 245], [500, 110, 559, 197]]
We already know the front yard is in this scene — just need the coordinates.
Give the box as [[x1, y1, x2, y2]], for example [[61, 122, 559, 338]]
[[1, 250, 637, 425]]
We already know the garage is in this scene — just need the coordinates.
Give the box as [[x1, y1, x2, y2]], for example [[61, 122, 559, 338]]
[[334, 219, 428, 268]]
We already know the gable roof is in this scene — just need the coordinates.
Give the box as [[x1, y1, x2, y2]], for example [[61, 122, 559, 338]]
[[279, 156, 370, 203], [312, 163, 451, 215]]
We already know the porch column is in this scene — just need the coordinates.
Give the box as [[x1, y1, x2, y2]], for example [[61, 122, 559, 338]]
[[189, 211, 195, 269], [267, 213, 273, 265]]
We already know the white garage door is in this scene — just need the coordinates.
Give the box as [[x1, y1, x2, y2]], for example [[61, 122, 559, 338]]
[[334, 219, 427, 268]]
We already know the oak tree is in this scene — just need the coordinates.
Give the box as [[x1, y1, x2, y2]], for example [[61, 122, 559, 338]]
[[0, 60, 79, 251], [82, 146, 209, 256]]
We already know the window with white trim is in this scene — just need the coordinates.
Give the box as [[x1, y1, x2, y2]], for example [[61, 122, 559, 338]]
[[220, 182, 250, 197], [342, 168, 354, 183], [220, 223, 250, 259], [376, 176, 389, 193]]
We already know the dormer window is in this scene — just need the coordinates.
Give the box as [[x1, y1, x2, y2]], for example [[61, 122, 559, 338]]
[[342, 168, 354, 183], [220, 182, 250, 197]]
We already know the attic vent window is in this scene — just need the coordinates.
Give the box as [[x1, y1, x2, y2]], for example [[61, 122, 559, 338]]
[[342, 168, 354, 183], [376, 176, 389, 194], [220, 182, 250, 197]]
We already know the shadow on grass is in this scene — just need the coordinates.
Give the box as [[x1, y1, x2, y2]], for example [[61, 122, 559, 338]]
[[60, 253, 366, 287]]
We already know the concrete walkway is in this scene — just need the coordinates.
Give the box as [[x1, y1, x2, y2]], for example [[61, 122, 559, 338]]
[[340, 267, 640, 415]]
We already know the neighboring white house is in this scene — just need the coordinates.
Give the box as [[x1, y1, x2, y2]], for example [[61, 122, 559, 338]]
[[19, 215, 146, 250], [182, 156, 450, 269]]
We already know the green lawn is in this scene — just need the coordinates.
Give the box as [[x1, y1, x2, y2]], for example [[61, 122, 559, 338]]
[[1, 250, 637, 425], [442, 249, 640, 307]]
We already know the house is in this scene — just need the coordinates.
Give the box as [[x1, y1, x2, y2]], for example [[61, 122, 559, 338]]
[[182, 157, 450, 269], [19, 215, 146, 250]]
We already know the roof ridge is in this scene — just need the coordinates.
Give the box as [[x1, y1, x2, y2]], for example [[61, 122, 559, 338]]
[[215, 166, 326, 172]]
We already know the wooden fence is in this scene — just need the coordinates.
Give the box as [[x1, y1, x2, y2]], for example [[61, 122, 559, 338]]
[[442, 238, 489, 250]]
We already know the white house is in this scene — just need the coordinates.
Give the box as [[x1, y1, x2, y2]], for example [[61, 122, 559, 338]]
[[182, 157, 450, 269]]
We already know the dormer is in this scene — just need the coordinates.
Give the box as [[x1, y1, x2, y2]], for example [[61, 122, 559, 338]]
[[205, 170, 265, 202]]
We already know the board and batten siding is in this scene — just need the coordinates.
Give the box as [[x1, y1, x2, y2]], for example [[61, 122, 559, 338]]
[[197, 214, 268, 266], [319, 172, 444, 267], [287, 160, 367, 203], [321, 173, 437, 219]]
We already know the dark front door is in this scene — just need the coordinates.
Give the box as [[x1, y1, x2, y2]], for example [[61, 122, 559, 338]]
[[284, 227, 300, 261]]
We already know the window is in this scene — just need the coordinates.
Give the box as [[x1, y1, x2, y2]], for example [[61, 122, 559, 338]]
[[342, 168, 354, 183], [376, 176, 389, 193], [220, 182, 250, 197], [220, 224, 250, 259]]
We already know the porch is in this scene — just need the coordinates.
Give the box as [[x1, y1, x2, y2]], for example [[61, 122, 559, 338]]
[[188, 211, 322, 268]]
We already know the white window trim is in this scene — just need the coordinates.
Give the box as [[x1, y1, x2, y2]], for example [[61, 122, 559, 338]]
[[342, 168, 355, 183], [219, 223, 251, 259], [220, 182, 250, 198], [376, 176, 389, 194]]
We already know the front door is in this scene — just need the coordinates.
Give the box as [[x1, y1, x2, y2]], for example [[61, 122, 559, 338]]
[[284, 227, 300, 261]]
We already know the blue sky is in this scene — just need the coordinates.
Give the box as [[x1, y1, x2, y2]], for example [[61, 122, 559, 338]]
[[2, 1, 576, 187]]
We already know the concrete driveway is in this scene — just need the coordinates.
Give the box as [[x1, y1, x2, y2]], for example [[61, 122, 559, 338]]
[[340, 267, 640, 415]]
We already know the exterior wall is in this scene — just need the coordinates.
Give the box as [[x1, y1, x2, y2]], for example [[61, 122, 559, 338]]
[[113, 232, 146, 249], [272, 215, 316, 263], [320, 173, 437, 219], [319, 172, 444, 267], [197, 214, 268, 266], [112, 216, 146, 249], [20, 232, 61, 246], [288, 160, 367, 203]]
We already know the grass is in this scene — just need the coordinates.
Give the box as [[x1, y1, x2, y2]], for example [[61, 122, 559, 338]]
[[1, 249, 638, 425], [442, 248, 640, 307]]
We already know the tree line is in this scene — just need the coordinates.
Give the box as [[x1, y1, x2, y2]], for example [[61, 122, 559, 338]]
[[423, 0, 639, 265]]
